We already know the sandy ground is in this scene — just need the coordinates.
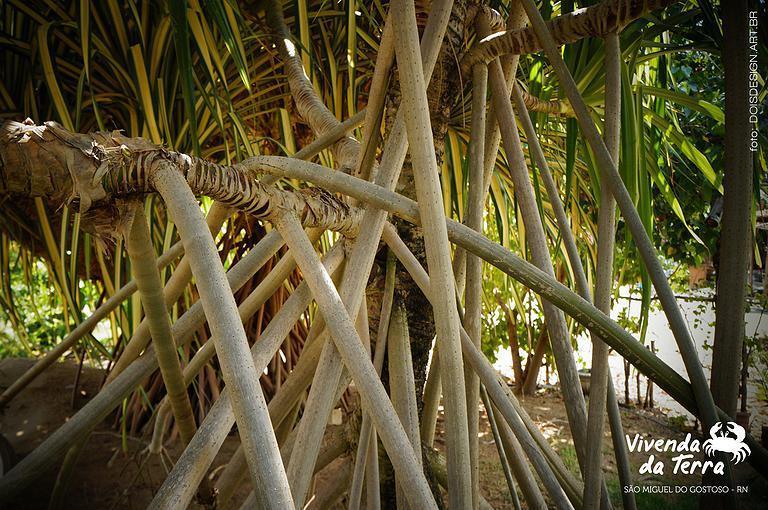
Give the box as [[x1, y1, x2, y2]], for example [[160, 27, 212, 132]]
[[434, 389, 768, 509], [1, 358, 767, 509]]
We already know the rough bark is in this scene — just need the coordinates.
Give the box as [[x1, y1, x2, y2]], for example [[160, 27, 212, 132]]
[[519, 89, 574, 116], [388, 300, 423, 508], [0, 121, 360, 238], [260, 0, 359, 171], [461, 0, 679, 70]]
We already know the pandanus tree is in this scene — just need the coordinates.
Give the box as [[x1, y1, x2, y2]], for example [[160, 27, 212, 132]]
[[0, 0, 765, 508]]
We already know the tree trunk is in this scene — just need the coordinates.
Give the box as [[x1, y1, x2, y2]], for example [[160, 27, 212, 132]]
[[706, 2, 753, 506], [499, 300, 525, 389], [710, 0, 753, 420], [521, 326, 548, 396], [368, 1, 470, 505]]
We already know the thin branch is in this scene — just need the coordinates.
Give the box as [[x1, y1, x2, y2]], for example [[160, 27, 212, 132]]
[[214, 314, 330, 507], [420, 350, 442, 446], [480, 11, 593, 486], [0, 220, 286, 499], [151, 164, 293, 509], [365, 425, 381, 510], [107, 202, 230, 382], [149, 245, 345, 509], [349, 250, 395, 510], [148, 231, 322, 462], [518, 89, 574, 116], [355, 13, 395, 182], [124, 203, 197, 446], [583, 31, 632, 510], [275, 211, 437, 509], [0, 233, 185, 407], [516, 0, 722, 435], [464, 36, 489, 508], [608, 380, 637, 510], [392, 0, 472, 505], [480, 386, 523, 510]]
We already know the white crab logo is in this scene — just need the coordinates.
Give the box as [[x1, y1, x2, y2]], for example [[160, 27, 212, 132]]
[[703, 421, 751, 464]]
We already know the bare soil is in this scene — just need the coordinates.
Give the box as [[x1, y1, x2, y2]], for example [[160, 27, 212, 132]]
[[1, 359, 767, 509], [0, 358, 246, 509], [434, 387, 768, 509]]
